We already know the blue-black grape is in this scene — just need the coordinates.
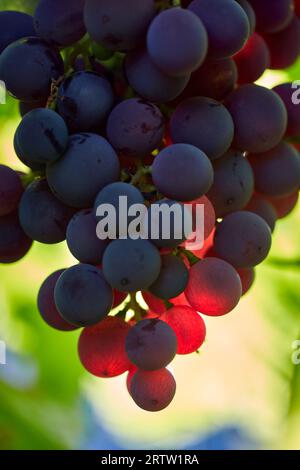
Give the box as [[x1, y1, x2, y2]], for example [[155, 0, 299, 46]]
[[125, 48, 190, 104], [129, 368, 176, 412], [249, 0, 294, 33], [147, 7, 208, 77], [57, 72, 114, 133], [19, 99, 47, 117], [263, 16, 300, 69], [207, 150, 254, 217], [152, 143, 213, 202], [0, 165, 23, 216], [189, 0, 250, 59], [148, 254, 189, 300], [237, 267, 256, 296], [234, 33, 270, 84], [0, 10, 36, 53], [273, 83, 300, 137], [84, 0, 155, 51], [14, 130, 45, 172], [34, 0, 86, 47], [177, 57, 238, 102], [269, 192, 299, 219], [94, 182, 145, 238], [37, 269, 78, 331], [19, 179, 75, 244], [0, 211, 32, 263], [15, 108, 69, 165], [226, 84, 287, 153], [103, 239, 161, 292], [0, 37, 64, 102], [245, 195, 277, 232], [47, 133, 120, 209], [170, 97, 234, 161], [66, 210, 109, 264], [248, 142, 300, 198], [106, 98, 164, 158], [125, 319, 178, 370], [236, 0, 256, 34], [144, 199, 192, 249], [214, 211, 272, 268], [54, 264, 113, 327]]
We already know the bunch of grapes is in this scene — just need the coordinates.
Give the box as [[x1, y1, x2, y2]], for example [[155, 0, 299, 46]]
[[0, 0, 300, 412]]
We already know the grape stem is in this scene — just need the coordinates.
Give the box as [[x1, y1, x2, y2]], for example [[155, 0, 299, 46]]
[[115, 293, 148, 322], [130, 165, 152, 186], [176, 247, 200, 266], [129, 293, 147, 321], [20, 171, 43, 188]]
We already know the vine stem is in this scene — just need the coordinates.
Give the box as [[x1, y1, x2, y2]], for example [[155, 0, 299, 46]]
[[20, 171, 42, 188]]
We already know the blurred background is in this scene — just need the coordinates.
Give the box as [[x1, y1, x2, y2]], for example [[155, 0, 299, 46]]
[[0, 0, 300, 451]]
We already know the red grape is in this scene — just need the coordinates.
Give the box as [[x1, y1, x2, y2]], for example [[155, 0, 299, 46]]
[[161, 306, 206, 354], [185, 257, 242, 316], [78, 316, 132, 378]]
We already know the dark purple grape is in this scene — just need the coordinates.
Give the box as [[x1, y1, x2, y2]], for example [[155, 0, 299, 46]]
[[0, 211, 33, 264], [125, 48, 190, 104], [248, 142, 300, 198], [19, 179, 76, 244], [189, 0, 250, 59], [106, 98, 164, 158], [84, 0, 155, 51], [263, 16, 300, 69], [214, 211, 272, 268], [245, 194, 277, 232], [0, 165, 23, 217], [249, 0, 294, 33], [54, 264, 113, 327], [15, 108, 69, 165], [0, 11, 36, 53], [148, 254, 189, 300], [226, 84, 287, 153], [170, 97, 234, 161], [47, 134, 120, 209], [0, 37, 64, 102], [176, 57, 238, 102], [66, 210, 109, 264], [207, 150, 254, 217], [125, 319, 177, 370], [57, 72, 114, 133], [34, 0, 86, 47], [234, 33, 270, 84], [147, 7, 208, 76], [37, 270, 78, 331], [103, 239, 161, 292], [152, 143, 213, 202]]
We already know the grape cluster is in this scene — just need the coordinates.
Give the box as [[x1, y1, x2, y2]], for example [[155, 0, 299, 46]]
[[0, 0, 300, 412]]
